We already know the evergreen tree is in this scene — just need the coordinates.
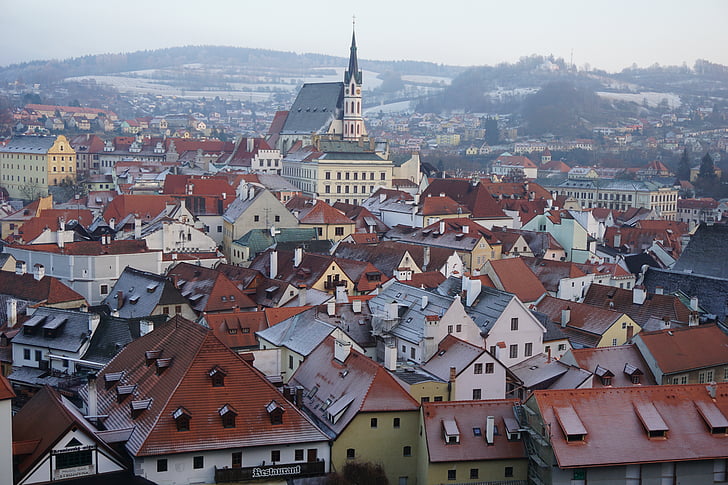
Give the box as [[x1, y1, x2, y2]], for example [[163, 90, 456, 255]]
[[698, 152, 716, 181], [677, 148, 690, 181]]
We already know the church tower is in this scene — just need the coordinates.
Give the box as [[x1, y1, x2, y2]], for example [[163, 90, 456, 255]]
[[343, 23, 366, 141]]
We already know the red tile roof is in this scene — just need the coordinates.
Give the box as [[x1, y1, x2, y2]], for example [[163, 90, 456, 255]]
[[633, 324, 728, 374], [534, 295, 625, 345], [0, 272, 86, 305], [568, 345, 657, 387], [6, 240, 153, 256], [94, 316, 328, 456], [102, 194, 179, 223], [17, 209, 94, 242], [288, 198, 354, 225], [167, 263, 257, 313], [422, 179, 509, 219], [485, 258, 547, 302], [420, 195, 469, 216], [423, 399, 526, 463], [0, 374, 15, 400], [582, 284, 691, 327], [529, 384, 728, 468], [401, 271, 446, 289], [205, 310, 268, 350]]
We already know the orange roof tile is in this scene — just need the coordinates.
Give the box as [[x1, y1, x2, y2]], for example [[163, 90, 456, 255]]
[[633, 324, 728, 374], [486, 258, 547, 302]]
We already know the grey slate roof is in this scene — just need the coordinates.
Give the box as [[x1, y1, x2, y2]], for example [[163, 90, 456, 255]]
[[101, 267, 187, 319], [0, 135, 56, 153], [233, 227, 319, 259], [369, 281, 454, 345], [82, 313, 167, 364], [281, 82, 343, 134], [643, 267, 728, 322], [672, 224, 728, 279], [12, 307, 94, 353], [256, 308, 335, 356], [435, 277, 515, 335]]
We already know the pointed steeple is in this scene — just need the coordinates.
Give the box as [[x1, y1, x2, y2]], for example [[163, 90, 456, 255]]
[[344, 22, 362, 85]]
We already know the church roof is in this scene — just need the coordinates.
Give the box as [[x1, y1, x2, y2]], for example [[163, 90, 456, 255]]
[[281, 82, 343, 135]]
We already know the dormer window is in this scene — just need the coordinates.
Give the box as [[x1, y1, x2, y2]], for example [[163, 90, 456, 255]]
[[209, 366, 227, 387], [594, 365, 614, 386], [442, 419, 460, 444], [145, 350, 161, 366], [131, 399, 152, 419], [634, 402, 668, 439], [266, 400, 285, 425], [173, 407, 191, 431], [104, 371, 123, 390], [695, 400, 728, 435], [117, 384, 136, 403], [554, 406, 587, 443], [219, 404, 238, 428], [624, 363, 643, 385], [155, 358, 172, 376]]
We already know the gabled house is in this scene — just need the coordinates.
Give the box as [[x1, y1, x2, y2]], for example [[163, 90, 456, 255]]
[[101, 267, 195, 321], [12, 386, 129, 485], [288, 336, 421, 485], [492, 226, 567, 261], [480, 257, 548, 305], [522, 209, 595, 263], [165, 263, 257, 315], [86, 316, 331, 484], [532, 295, 641, 349], [438, 276, 546, 368], [202, 310, 268, 354], [508, 353, 592, 398], [286, 197, 356, 243], [520, 384, 728, 485], [521, 257, 593, 302], [418, 399, 528, 485], [420, 178, 512, 228], [560, 344, 657, 387], [631, 324, 728, 385], [221, 182, 299, 261], [421, 334, 509, 401]]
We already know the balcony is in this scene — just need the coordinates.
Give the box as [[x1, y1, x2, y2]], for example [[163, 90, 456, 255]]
[[324, 280, 348, 290], [215, 460, 325, 483]]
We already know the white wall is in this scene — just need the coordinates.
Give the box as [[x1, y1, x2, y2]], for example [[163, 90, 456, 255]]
[[483, 298, 545, 368], [0, 398, 12, 485], [454, 353, 506, 401]]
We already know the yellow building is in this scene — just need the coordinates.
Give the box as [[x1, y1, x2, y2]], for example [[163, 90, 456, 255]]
[[288, 337, 421, 485], [288, 198, 356, 243], [417, 400, 529, 485], [0, 135, 76, 200], [282, 138, 394, 206]]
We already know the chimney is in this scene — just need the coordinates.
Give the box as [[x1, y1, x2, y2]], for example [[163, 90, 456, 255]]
[[561, 307, 571, 328], [387, 301, 399, 321], [439, 220, 445, 235], [632, 286, 646, 305], [88, 314, 100, 334], [422, 246, 430, 271], [707, 382, 717, 399], [423, 315, 439, 361], [464, 276, 482, 307], [335, 285, 348, 304], [7, 298, 17, 327], [294, 386, 304, 408], [662, 316, 670, 329], [87, 374, 98, 421], [486, 415, 495, 444], [140, 319, 154, 336], [116, 291, 124, 309], [269, 251, 278, 279], [626, 325, 634, 341], [33, 264, 45, 281], [134, 217, 142, 239], [327, 300, 336, 316], [15, 261, 26, 275], [334, 339, 351, 363], [379, 192, 386, 203], [690, 296, 699, 311], [449, 366, 457, 382], [689, 311, 699, 327], [352, 299, 362, 313], [421, 295, 429, 310], [297, 285, 307, 306], [384, 343, 397, 371], [57, 226, 65, 248], [294, 247, 303, 267], [546, 346, 552, 363], [247, 137, 254, 152], [463, 224, 469, 234], [614, 231, 622, 248], [655, 286, 664, 295]]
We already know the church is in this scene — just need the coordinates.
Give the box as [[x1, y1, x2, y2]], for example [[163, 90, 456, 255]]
[[273, 27, 406, 206], [268, 27, 369, 154]]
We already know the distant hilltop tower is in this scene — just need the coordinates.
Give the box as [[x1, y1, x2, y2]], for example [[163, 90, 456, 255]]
[[343, 21, 366, 141]]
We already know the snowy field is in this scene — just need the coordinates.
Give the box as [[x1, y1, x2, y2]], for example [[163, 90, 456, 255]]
[[596, 91, 682, 108]]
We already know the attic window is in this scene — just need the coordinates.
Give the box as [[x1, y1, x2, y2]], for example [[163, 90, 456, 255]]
[[104, 372, 123, 390], [473, 427, 482, 437], [634, 402, 668, 439], [554, 406, 587, 443], [624, 363, 643, 384], [146, 283, 158, 293], [130, 399, 152, 419], [219, 404, 238, 428], [504, 417, 521, 441], [209, 366, 227, 387], [695, 400, 728, 435], [145, 350, 161, 366], [442, 419, 460, 444], [173, 407, 191, 431], [594, 365, 614, 386], [156, 358, 172, 375], [117, 384, 136, 403], [266, 400, 285, 425], [129, 295, 140, 304]]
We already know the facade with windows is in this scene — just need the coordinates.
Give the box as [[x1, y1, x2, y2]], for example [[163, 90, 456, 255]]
[[0, 135, 76, 199]]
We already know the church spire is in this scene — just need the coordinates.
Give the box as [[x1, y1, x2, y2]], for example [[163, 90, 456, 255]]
[[345, 18, 362, 85]]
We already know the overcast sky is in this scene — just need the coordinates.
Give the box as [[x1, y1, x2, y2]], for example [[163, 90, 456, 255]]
[[2, 0, 726, 72]]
